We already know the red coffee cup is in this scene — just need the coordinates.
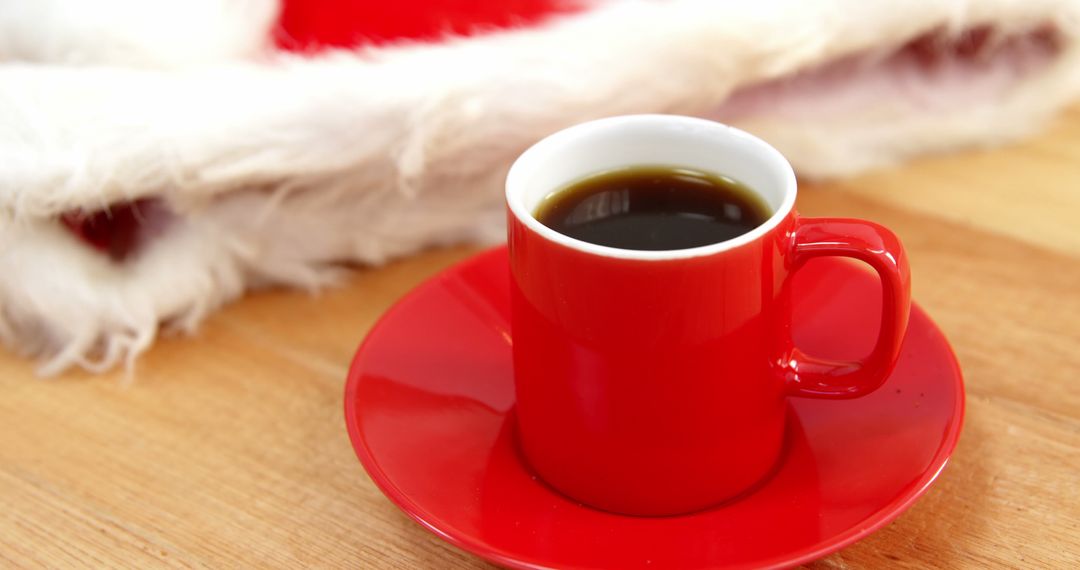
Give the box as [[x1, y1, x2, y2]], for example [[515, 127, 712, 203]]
[[506, 115, 911, 516]]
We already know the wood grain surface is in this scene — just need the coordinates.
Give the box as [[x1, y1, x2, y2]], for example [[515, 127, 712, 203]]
[[2, 107, 1079, 569]]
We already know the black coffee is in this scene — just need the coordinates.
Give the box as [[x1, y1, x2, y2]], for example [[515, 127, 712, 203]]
[[534, 166, 771, 250]]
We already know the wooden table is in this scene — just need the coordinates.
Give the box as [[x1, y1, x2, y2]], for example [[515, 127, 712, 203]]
[[2, 108, 1079, 569]]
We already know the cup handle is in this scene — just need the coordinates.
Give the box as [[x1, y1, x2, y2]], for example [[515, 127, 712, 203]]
[[783, 217, 912, 399]]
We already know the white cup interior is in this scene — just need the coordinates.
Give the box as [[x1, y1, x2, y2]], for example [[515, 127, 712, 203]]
[[506, 115, 797, 260]]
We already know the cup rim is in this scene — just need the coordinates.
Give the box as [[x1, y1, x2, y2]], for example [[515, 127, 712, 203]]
[[505, 115, 797, 261]]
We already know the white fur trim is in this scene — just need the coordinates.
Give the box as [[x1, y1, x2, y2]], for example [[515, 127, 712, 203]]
[[1, 0, 1078, 374], [0, 0, 278, 66]]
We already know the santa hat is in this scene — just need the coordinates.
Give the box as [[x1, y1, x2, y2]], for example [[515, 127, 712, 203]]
[[2, 0, 1078, 374]]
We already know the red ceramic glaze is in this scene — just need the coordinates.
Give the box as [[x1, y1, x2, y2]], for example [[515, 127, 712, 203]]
[[343, 247, 964, 569], [786, 219, 911, 398], [508, 212, 910, 516], [504, 116, 911, 515]]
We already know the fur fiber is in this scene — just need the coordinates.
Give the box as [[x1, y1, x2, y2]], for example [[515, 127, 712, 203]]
[[1, 0, 1078, 374]]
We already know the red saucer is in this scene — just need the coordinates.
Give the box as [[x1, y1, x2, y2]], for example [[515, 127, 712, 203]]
[[344, 247, 964, 569]]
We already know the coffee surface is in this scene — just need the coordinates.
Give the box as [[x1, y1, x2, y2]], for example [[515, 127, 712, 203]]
[[534, 166, 771, 251]]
